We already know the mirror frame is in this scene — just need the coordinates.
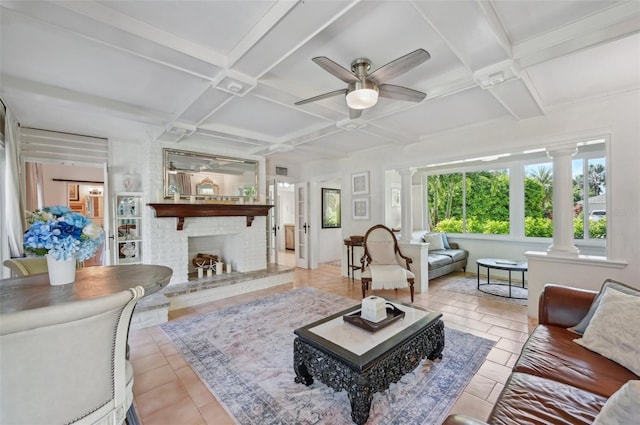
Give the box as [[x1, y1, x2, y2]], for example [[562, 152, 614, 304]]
[[163, 148, 259, 200]]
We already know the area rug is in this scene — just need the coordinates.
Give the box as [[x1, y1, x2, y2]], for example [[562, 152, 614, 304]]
[[440, 276, 528, 305], [161, 288, 494, 424]]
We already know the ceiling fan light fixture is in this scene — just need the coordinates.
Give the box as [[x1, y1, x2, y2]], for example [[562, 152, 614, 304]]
[[346, 87, 379, 110]]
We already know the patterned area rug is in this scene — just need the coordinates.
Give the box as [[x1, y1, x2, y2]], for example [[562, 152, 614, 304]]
[[440, 276, 528, 305], [161, 288, 494, 425]]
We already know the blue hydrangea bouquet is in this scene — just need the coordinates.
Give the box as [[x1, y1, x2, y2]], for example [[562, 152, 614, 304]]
[[24, 206, 106, 261]]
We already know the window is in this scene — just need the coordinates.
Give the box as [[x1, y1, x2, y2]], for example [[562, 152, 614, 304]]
[[465, 169, 509, 234], [427, 173, 463, 232], [422, 139, 606, 243], [573, 157, 606, 239], [427, 169, 509, 235], [524, 163, 553, 237]]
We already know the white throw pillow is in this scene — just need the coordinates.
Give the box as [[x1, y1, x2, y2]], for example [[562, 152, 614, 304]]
[[574, 287, 640, 376], [423, 233, 444, 251], [592, 380, 640, 425]]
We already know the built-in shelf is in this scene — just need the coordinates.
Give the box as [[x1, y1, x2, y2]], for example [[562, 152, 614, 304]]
[[147, 203, 273, 230]]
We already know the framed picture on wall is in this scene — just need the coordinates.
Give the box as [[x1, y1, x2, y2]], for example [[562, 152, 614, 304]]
[[352, 197, 370, 220], [68, 183, 79, 201], [321, 188, 341, 228], [351, 171, 369, 195]]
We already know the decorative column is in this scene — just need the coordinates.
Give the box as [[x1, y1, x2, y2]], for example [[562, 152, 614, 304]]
[[546, 144, 579, 256], [398, 168, 415, 242]]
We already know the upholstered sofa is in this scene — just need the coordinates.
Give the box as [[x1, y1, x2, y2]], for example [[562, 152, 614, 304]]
[[443, 280, 640, 425], [409, 231, 468, 280]]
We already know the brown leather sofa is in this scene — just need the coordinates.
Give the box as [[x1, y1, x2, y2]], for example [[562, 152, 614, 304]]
[[443, 283, 639, 425]]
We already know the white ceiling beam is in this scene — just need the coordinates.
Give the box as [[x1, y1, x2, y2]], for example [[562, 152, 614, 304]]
[[226, 0, 302, 68], [477, 0, 513, 57], [230, 0, 360, 78], [514, 1, 640, 68], [54, 0, 227, 66], [195, 125, 277, 146], [0, 74, 172, 126], [1, 1, 225, 81]]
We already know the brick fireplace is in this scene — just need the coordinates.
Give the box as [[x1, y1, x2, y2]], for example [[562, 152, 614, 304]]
[[145, 213, 268, 285]]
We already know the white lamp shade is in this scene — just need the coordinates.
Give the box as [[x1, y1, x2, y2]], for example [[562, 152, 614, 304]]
[[346, 88, 379, 110]]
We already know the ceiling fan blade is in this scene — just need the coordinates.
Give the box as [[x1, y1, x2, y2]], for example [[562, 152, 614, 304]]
[[312, 57, 360, 84], [378, 84, 427, 102], [295, 88, 347, 106], [349, 108, 363, 119], [368, 49, 431, 84]]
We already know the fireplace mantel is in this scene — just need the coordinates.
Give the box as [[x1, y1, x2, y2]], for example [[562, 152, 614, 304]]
[[148, 203, 273, 230]]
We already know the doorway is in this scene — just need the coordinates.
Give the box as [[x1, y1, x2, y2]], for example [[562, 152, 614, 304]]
[[25, 162, 106, 266], [268, 180, 295, 267]]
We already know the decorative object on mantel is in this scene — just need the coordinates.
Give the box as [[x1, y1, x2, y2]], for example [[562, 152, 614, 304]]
[[147, 203, 273, 230], [122, 170, 140, 192], [23, 206, 105, 285]]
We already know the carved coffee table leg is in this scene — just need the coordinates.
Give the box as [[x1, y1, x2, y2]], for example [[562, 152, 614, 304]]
[[347, 383, 374, 425], [427, 320, 446, 360], [293, 338, 314, 385]]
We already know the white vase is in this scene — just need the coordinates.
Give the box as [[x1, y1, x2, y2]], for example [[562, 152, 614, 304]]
[[46, 254, 76, 286]]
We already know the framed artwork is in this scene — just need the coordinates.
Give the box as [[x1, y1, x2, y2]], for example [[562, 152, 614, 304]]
[[321, 188, 341, 228], [391, 185, 401, 207], [352, 197, 370, 220], [351, 171, 369, 195], [68, 183, 79, 201]]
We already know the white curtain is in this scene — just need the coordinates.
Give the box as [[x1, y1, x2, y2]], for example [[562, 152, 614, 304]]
[[176, 172, 192, 195], [4, 108, 25, 257], [25, 162, 44, 211]]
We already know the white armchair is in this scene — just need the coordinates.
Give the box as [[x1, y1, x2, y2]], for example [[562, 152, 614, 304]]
[[0, 286, 145, 425], [360, 224, 415, 302]]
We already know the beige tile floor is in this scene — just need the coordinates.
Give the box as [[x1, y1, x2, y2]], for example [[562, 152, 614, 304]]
[[129, 252, 536, 425]]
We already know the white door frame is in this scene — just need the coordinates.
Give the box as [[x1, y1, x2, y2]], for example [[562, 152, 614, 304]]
[[267, 179, 279, 265], [294, 181, 309, 269]]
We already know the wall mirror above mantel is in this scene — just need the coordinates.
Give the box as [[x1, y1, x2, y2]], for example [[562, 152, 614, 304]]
[[163, 148, 258, 200]]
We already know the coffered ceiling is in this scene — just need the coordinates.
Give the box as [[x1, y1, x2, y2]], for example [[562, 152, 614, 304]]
[[1, 1, 639, 165]]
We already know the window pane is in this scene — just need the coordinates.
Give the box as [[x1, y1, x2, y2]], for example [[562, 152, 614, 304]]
[[427, 173, 463, 233], [587, 158, 606, 239], [572, 157, 606, 239], [572, 158, 585, 239], [465, 169, 510, 234], [524, 163, 553, 237]]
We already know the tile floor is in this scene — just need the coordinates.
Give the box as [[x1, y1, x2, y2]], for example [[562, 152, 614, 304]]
[[128, 253, 536, 425]]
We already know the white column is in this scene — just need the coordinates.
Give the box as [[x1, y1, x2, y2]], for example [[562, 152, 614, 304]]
[[398, 168, 414, 242], [546, 145, 579, 256]]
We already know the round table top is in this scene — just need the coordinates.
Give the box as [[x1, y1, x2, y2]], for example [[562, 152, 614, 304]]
[[0, 264, 172, 313], [476, 258, 528, 271]]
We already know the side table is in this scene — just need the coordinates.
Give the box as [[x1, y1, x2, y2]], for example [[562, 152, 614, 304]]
[[343, 236, 364, 281], [476, 258, 527, 299]]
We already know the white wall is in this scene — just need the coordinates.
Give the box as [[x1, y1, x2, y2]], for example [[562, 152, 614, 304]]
[[384, 171, 401, 229], [316, 179, 342, 263]]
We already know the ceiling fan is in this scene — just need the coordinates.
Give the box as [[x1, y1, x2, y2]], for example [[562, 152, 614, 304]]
[[295, 48, 430, 119]]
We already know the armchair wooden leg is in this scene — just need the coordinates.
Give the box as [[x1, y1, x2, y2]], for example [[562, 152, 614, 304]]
[[361, 278, 370, 299], [408, 278, 415, 303]]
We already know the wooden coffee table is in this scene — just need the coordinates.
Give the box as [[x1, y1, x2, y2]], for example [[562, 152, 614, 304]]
[[293, 301, 444, 425]]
